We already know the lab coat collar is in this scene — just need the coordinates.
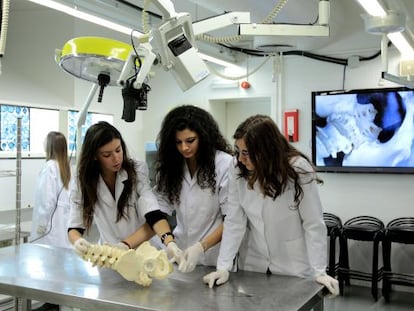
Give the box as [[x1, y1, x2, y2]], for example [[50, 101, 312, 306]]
[[98, 168, 128, 205], [183, 163, 197, 186]]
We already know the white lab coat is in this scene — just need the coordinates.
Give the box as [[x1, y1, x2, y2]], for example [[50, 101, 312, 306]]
[[68, 159, 159, 244], [217, 156, 327, 279], [30, 160, 72, 248], [157, 151, 233, 266]]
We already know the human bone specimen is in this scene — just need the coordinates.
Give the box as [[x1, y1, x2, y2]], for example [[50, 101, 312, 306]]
[[82, 241, 173, 286]]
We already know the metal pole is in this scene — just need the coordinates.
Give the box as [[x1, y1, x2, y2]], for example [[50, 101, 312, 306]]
[[15, 117, 22, 245], [14, 116, 22, 311], [76, 83, 98, 162]]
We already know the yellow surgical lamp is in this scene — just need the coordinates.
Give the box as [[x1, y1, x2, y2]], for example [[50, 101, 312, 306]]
[[55, 36, 149, 157], [55, 36, 134, 102]]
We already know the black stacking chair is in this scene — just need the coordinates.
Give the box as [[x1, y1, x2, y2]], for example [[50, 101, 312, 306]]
[[338, 216, 385, 301], [382, 217, 414, 302], [323, 212, 342, 277]]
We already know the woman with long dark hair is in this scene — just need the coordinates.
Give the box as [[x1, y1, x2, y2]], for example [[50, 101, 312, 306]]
[[68, 121, 181, 260]]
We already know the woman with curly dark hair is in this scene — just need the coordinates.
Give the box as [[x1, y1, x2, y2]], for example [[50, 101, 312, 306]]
[[203, 115, 339, 297], [67, 121, 181, 261], [155, 105, 233, 273]]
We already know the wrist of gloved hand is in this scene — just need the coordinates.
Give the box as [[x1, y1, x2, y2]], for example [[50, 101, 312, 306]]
[[166, 241, 183, 264], [73, 237, 91, 257], [202, 269, 230, 288], [315, 273, 339, 298], [178, 242, 204, 273], [115, 241, 130, 250]]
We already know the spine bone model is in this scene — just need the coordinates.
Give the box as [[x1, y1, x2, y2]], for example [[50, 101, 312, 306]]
[[82, 241, 173, 286]]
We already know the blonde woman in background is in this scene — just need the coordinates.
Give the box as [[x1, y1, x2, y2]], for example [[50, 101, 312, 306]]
[[30, 131, 72, 248]]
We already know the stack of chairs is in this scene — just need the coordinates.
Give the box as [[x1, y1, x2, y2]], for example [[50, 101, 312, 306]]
[[323, 212, 343, 277], [382, 217, 414, 302], [338, 215, 385, 301]]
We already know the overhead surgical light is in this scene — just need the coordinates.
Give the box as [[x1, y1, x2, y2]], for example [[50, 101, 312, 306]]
[[55, 36, 133, 100], [356, 0, 414, 88], [356, 0, 414, 59], [55, 36, 145, 153]]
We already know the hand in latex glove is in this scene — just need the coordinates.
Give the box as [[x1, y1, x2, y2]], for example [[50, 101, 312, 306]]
[[166, 241, 183, 264], [202, 270, 229, 288], [73, 238, 91, 257], [178, 242, 204, 273], [316, 274, 339, 297]]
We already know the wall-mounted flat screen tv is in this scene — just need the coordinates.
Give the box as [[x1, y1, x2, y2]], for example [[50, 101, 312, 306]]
[[312, 87, 414, 173]]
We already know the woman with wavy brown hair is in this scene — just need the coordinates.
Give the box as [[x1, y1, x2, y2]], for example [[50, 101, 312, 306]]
[[204, 115, 339, 297]]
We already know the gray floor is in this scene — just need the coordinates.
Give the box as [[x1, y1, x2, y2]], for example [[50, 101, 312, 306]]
[[324, 285, 414, 310]]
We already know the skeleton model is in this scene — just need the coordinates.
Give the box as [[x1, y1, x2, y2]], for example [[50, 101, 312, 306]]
[[81, 241, 173, 287]]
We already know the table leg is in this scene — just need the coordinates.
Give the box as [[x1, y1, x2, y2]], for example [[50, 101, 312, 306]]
[[312, 299, 324, 311]]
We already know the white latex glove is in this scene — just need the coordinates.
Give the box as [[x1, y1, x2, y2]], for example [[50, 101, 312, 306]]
[[73, 238, 91, 257], [316, 274, 339, 298], [202, 270, 230, 288], [166, 241, 183, 264], [114, 241, 130, 250], [36, 225, 47, 235], [179, 242, 204, 273]]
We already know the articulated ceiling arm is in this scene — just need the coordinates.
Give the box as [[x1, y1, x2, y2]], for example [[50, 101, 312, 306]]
[[117, 42, 157, 89], [147, 0, 177, 19]]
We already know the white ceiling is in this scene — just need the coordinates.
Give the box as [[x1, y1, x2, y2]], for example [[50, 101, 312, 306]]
[[10, 0, 414, 59]]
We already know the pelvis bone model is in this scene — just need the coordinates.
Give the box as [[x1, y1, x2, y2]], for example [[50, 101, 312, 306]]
[[81, 241, 173, 286]]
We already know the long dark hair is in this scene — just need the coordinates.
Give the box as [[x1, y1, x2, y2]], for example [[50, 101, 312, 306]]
[[156, 105, 232, 204], [233, 115, 322, 207], [77, 121, 137, 230]]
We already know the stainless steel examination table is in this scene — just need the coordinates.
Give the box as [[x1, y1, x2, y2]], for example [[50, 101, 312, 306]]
[[0, 244, 325, 311]]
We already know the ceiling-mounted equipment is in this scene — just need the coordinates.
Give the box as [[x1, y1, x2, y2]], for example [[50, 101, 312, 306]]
[[55, 36, 134, 102], [362, 11, 406, 34], [239, 0, 329, 37], [356, 0, 414, 88], [0, 0, 10, 74], [149, 12, 209, 91], [55, 36, 141, 154], [56, 37, 132, 86], [116, 0, 210, 92], [356, 0, 414, 59]]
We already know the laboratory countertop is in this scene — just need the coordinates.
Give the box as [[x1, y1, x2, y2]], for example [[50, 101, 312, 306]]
[[0, 244, 324, 311]]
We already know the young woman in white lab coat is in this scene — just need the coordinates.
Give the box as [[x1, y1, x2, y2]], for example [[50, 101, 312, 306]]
[[153, 105, 234, 272], [30, 131, 72, 248], [203, 115, 339, 297], [67, 121, 181, 260]]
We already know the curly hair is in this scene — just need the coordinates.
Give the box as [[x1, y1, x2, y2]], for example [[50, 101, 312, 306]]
[[233, 115, 322, 207], [156, 105, 232, 204], [77, 121, 137, 231]]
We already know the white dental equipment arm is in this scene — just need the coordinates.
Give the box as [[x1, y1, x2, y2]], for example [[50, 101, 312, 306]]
[[117, 42, 157, 90], [117, 0, 209, 92], [148, 0, 177, 19]]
